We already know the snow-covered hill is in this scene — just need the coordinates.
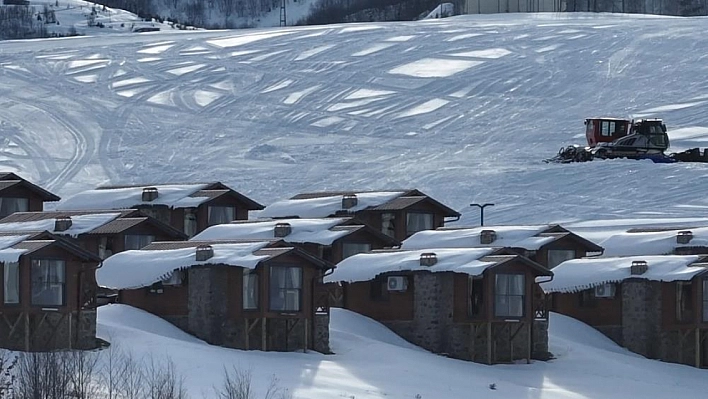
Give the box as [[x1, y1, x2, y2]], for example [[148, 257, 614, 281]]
[[96, 305, 708, 398], [2, 13, 708, 225]]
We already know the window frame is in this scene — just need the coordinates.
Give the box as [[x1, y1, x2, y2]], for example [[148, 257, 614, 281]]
[[123, 234, 155, 250], [30, 259, 66, 307], [494, 273, 526, 318], [468, 276, 484, 318], [3, 261, 20, 305], [243, 269, 259, 311], [342, 242, 372, 259], [269, 266, 302, 313], [381, 212, 396, 238], [0, 197, 30, 218], [207, 205, 237, 226], [547, 249, 576, 268], [405, 212, 434, 236], [677, 281, 694, 323]]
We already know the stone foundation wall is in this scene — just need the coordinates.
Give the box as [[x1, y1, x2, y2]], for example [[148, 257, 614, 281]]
[[0, 311, 97, 351], [621, 280, 662, 359], [314, 314, 331, 354]]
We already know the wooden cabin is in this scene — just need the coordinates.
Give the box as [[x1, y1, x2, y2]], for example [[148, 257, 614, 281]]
[[543, 255, 708, 367], [0, 172, 60, 218], [98, 240, 331, 353], [0, 234, 101, 351], [54, 182, 264, 237], [192, 217, 399, 264], [326, 247, 553, 364], [402, 224, 603, 269], [0, 210, 188, 259], [260, 189, 460, 242]]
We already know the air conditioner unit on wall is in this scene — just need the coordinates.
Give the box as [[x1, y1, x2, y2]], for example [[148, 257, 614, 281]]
[[387, 276, 408, 292], [594, 283, 616, 298]]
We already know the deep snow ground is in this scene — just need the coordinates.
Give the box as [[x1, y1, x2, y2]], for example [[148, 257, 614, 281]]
[[3, 13, 708, 225], [95, 305, 708, 399]]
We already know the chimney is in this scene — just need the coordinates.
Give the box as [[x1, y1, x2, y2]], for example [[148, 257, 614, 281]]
[[142, 187, 159, 202], [630, 260, 648, 275], [54, 217, 72, 232], [677, 231, 693, 245], [274, 222, 292, 238], [420, 252, 437, 267], [480, 229, 497, 245], [342, 194, 358, 210], [195, 244, 214, 261]]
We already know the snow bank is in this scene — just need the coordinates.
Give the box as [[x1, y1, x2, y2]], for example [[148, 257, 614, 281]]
[[55, 184, 210, 211], [260, 191, 405, 219], [192, 217, 350, 244], [97, 242, 271, 289], [402, 225, 554, 250], [0, 213, 121, 237], [326, 247, 496, 283], [541, 255, 704, 293]]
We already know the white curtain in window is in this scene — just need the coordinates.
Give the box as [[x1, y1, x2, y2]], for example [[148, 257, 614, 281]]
[[494, 274, 525, 317], [243, 270, 258, 310], [342, 243, 371, 259], [0, 197, 29, 217], [269, 267, 301, 312], [547, 249, 575, 268], [406, 213, 433, 235], [286, 267, 301, 311], [31, 260, 65, 306], [184, 209, 197, 238], [3, 262, 19, 304], [208, 206, 235, 225], [381, 213, 395, 237]]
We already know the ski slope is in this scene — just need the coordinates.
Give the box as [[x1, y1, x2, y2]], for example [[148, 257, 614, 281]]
[[96, 305, 708, 399], [2, 13, 708, 225]]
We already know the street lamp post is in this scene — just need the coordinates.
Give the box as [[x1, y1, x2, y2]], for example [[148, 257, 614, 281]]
[[470, 203, 494, 226]]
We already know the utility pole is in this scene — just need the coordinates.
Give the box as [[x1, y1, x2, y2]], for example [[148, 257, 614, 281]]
[[470, 203, 495, 226], [280, 0, 286, 27]]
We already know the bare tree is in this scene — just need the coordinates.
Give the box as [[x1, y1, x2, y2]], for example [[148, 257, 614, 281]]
[[213, 367, 291, 399], [68, 350, 100, 399], [217, 0, 236, 26], [0, 351, 18, 399], [144, 356, 189, 399]]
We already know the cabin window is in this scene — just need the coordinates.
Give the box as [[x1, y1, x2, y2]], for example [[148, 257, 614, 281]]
[[243, 269, 259, 310], [31, 259, 65, 307], [381, 213, 396, 237], [124, 234, 155, 250], [676, 281, 694, 323], [494, 274, 525, 318], [468, 276, 484, 317], [98, 236, 114, 260], [370, 277, 389, 301], [3, 262, 20, 304], [547, 249, 575, 268], [184, 208, 197, 238], [406, 212, 433, 236], [140, 207, 171, 225], [162, 270, 183, 286], [0, 197, 29, 218], [703, 279, 708, 322], [342, 243, 371, 259], [269, 266, 302, 312], [208, 206, 236, 226]]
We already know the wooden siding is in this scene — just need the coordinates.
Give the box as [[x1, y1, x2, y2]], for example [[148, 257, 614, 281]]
[[0, 185, 45, 215], [552, 289, 623, 327], [344, 275, 415, 321]]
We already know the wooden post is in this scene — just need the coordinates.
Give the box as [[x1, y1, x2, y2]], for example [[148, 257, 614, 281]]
[[261, 318, 267, 351], [696, 328, 701, 368], [303, 318, 308, 353], [469, 324, 475, 361], [68, 312, 73, 350], [527, 322, 532, 364], [244, 319, 249, 350], [487, 322, 493, 365], [24, 313, 29, 351]]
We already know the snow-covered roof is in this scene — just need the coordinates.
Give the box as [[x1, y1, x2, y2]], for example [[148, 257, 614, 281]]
[[191, 217, 351, 245], [0, 213, 122, 237], [401, 225, 555, 250], [0, 235, 31, 263], [599, 227, 708, 257], [260, 191, 406, 218], [325, 247, 498, 283], [98, 242, 272, 289], [540, 255, 706, 293], [55, 184, 211, 211]]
